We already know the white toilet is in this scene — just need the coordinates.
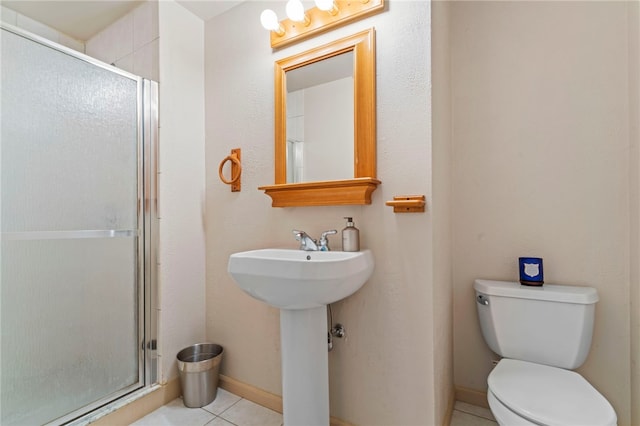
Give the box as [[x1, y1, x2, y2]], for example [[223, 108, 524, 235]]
[[474, 279, 617, 426]]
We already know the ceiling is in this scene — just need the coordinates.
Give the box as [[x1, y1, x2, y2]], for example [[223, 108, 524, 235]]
[[177, 1, 243, 22], [2, 0, 243, 41]]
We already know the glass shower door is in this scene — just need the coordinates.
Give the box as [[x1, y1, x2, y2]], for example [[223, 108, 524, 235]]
[[1, 27, 147, 425]]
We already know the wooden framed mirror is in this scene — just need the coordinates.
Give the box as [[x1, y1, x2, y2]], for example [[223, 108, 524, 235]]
[[259, 28, 380, 207]]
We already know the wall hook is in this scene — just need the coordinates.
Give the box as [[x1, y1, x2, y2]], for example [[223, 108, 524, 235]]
[[218, 148, 242, 192]]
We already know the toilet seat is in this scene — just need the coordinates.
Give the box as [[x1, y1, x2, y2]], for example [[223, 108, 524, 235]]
[[488, 389, 537, 426], [488, 359, 617, 426]]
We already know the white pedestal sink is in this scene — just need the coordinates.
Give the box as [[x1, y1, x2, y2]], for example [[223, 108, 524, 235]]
[[228, 249, 374, 426]]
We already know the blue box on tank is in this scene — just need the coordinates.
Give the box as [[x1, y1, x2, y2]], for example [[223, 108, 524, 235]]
[[519, 257, 544, 286]]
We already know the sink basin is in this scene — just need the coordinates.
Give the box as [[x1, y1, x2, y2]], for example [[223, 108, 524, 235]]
[[228, 248, 374, 310]]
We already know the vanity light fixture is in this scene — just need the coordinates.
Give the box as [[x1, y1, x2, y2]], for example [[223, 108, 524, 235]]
[[260, 0, 384, 49]]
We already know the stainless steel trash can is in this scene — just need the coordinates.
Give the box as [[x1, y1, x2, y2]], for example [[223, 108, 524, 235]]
[[177, 343, 223, 408]]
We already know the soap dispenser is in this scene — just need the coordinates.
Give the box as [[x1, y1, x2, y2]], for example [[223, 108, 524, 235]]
[[341, 217, 360, 252]]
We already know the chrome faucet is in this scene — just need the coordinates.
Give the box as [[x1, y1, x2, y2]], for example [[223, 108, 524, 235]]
[[293, 229, 337, 251], [293, 230, 319, 251]]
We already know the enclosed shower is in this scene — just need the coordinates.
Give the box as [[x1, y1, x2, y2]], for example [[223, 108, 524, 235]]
[[1, 24, 158, 425]]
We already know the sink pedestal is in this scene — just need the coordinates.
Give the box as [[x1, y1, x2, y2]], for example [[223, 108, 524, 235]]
[[280, 306, 329, 426]]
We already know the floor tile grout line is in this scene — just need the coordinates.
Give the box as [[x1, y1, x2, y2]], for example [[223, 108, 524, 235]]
[[453, 409, 497, 423], [213, 397, 244, 420], [200, 412, 219, 426], [217, 397, 284, 426], [453, 402, 495, 421], [454, 408, 495, 421], [210, 412, 241, 426], [200, 394, 243, 417], [205, 414, 238, 426]]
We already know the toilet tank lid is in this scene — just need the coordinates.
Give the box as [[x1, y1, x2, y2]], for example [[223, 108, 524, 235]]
[[474, 279, 599, 304]]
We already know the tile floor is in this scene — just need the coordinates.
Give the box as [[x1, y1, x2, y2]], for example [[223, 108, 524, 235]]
[[130, 389, 283, 426], [131, 389, 496, 426]]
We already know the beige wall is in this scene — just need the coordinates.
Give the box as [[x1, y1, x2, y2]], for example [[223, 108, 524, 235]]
[[204, 1, 451, 424], [629, 1, 640, 424], [432, 0, 454, 423], [157, 0, 206, 382], [451, 2, 635, 425]]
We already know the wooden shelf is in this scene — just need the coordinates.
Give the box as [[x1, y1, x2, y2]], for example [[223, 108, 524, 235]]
[[259, 178, 381, 207]]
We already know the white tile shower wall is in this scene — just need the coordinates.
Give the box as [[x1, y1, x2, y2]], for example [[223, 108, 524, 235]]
[[85, 0, 159, 81], [0, 5, 85, 53]]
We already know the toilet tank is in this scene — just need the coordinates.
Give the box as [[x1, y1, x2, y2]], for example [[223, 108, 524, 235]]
[[474, 279, 599, 370]]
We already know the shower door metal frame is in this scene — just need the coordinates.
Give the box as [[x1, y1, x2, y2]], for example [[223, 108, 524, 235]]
[[0, 23, 158, 425]]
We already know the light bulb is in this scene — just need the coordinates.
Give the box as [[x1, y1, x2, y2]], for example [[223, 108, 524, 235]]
[[315, 0, 334, 11], [315, 0, 332, 10], [260, 9, 285, 36], [315, 0, 339, 15], [286, 0, 307, 23], [260, 9, 279, 30]]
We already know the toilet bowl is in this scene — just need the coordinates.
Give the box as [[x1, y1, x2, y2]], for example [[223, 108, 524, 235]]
[[488, 359, 616, 426], [474, 279, 617, 426]]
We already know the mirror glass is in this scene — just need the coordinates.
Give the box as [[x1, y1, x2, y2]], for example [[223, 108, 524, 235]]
[[285, 51, 354, 183]]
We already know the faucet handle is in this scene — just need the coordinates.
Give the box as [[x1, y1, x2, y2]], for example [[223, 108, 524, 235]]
[[320, 229, 337, 239], [319, 229, 338, 251]]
